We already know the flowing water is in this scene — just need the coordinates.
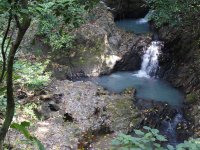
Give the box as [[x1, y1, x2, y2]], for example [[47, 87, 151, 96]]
[[115, 13, 150, 34], [94, 39, 183, 106], [135, 41, 162, 78], [92, 15, 187, 145]]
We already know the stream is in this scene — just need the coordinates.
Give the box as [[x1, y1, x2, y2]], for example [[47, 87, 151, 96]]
[[93, 14, 188, 146]]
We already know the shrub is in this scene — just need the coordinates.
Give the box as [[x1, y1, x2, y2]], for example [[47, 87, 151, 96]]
[[112, 126, 200, 150]]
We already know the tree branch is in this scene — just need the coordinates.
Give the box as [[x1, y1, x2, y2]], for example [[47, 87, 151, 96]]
[[0, 13, 12, 82], [14, 15, 21, 30]]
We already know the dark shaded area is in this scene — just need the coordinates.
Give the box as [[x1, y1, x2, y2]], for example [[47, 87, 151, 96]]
[[104, 0, 149, 20], [112, 50, 142, 72], [112, 37, 151, 72], [134, 99, 193, 145], [63, 113, 74, 122]]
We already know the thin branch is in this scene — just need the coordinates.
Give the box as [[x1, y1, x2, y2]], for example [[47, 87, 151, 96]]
[[5, 28, 14, 54], [0, 13, 12, 82]]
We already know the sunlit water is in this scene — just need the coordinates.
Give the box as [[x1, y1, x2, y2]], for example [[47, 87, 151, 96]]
[[115, 14, 150, 34], [93, 72, 184, 106]]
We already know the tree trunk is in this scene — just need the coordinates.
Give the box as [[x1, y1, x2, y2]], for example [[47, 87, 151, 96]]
[[0, 20, 31, 150]]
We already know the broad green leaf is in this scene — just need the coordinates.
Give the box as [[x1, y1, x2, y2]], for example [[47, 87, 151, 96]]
[[33, 138, 45, 150], [10, 123, 31, 139], [167, 145, 174, 150], [21, 121, 31, 127], [134, 129, 145, 136], [143, 126, 151, 130]]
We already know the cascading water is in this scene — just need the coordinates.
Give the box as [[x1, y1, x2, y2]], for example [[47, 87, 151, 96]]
[[135, 39, 185, 146], [161, 112, 185, 146], [93, 13, 188, 147], [135, 41, 162, 78]]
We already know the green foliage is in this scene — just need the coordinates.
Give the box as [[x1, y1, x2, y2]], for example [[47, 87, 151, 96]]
[[112, 126, 167, 150], [11, 121, 45, 150], [18, 103, 39, 121], [36, 0, 99, 50], [13, 60, 51, 89], [112, 127, 200, 150], [146, 0, 200, 27], [176, 138, 200, 150]]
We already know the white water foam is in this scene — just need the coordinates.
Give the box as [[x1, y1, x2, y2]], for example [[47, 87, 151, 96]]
[[134, 41, 162, 78]]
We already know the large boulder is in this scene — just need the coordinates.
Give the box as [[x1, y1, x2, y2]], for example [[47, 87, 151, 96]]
[[112, 36, 151, 72], [104, 0, 149, 19], [49, 3, 150, 79]]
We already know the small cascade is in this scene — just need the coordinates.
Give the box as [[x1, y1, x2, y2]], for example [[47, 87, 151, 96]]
[[135, 11, 152, 24], [135, 41, 162, 78], [115, 12, 151, 34], [161, 113, 184, 146]]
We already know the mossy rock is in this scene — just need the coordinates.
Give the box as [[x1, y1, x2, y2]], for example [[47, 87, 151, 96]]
[[106, 97, 139, 133], [185, 92, 198, 104]]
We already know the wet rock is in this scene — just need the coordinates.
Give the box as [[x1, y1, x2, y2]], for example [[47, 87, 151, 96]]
[[112, 36, 151, 72], [156, 25, 200, 137], [135, 99, 193, 142], [112, 49, 142, 72], [176, 121, 193, 141]]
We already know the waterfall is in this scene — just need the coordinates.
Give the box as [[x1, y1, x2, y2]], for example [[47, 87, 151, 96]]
[[135, 41, 162, 78]]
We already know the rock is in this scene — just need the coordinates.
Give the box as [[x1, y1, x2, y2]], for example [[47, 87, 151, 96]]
[[48, 102, 60, 111], [156, 25, 200, 137], [30, 80, 140, 149], [89, 133, 117, 149], [40, 93, 63, 103], [112, 36, 151, 72], [17, 90, 28, 99], [176, 121, 193, 141], [185, 92, 198, 104], [112, 49, 142, 72], [39, 3, 151, 80], [40, 94, 53, 101], [63, 113, 74, 122], [104, 0, 149, 19]]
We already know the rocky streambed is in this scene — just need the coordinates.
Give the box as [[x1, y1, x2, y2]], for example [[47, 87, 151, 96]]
[[8, 80, 141, 149], [6, 1, 199, 149]]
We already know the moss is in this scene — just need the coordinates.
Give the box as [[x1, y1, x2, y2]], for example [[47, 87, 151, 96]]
[[185, 92, 198, 104], [106, 97, 139, 133], [72, 39, 105, 66]]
